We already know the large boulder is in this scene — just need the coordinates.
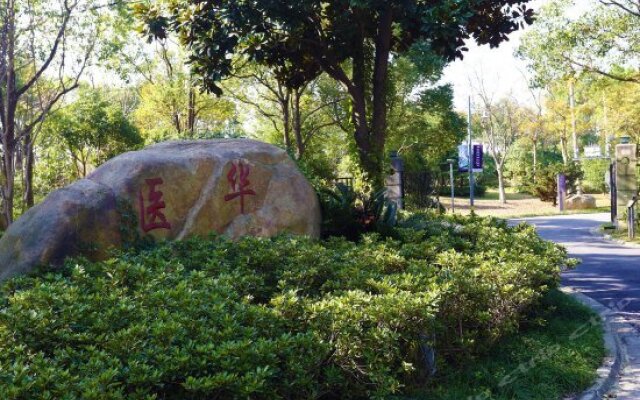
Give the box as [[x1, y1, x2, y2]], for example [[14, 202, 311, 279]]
[[0, 139, 321, 281], [565, 194, 597, 210]]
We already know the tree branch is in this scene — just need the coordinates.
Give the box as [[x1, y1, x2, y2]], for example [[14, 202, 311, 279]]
[[598, 0, 640, 18], [562, 54, 640, 83], [16, 0, 77, 98]]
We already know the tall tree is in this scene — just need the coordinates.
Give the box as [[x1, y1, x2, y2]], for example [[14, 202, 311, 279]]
[[476, 94, 522, 204], [138, 0, 535, 189], [229, 65, 343, 160], [133, 43, 237, 142], [518, 0, 640, 85], [0, 0, 123, 225], [45, 89, 143, 178]]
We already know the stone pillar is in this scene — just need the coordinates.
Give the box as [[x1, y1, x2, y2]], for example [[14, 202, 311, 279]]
[[615, 143, 638, 219], [386, 151, 404, 210]]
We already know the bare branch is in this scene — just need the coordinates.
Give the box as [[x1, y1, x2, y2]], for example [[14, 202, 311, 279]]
[[562, 54, 640, 84], [16, 0, 77, 98], [598, 0, 640, 18]]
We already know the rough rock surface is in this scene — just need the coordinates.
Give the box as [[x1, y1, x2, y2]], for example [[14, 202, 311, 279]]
[[565, 194, 597, 210], [0, 139, 321, 281]]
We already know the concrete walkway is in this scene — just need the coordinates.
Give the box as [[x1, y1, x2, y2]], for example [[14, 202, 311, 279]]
[[512, 213, 640, 399]]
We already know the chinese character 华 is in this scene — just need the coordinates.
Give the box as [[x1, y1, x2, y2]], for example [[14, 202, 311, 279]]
[[224, 161, 256, 214], [138, 177, 172, 233]]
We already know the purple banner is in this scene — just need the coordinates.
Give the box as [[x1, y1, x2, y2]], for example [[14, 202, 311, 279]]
[[472, 144, 483, 170]]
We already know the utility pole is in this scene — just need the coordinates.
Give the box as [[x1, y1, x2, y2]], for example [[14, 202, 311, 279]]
[[569, 80, 583, 195], [569, 80, 579, 160], [447, 159, 455, 213], [603, 93, 609, 157], [468, 97, 475, 208]]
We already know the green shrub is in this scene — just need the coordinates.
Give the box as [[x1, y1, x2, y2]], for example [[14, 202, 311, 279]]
[[505, 144, 563, 193], [0, 213, 569, 399], [318, 184, 397, 240], [581, 158, 610, 193], [528, 162, 582, 204]]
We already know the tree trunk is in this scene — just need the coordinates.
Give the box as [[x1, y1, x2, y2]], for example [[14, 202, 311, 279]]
[[281, 88, 292, 153], [497, 165, 507, 204], [2, 0, 17, 226], [369, 5, 393, 190], [187, 84, 196, 137], [353, 4, 393, 191], [81, 151, 88, 178], [172, 111, 181, 134], [560, 136, 569, 165], [350, 20, 375, 188], [292, 88, 304, 159], [23, 134, 34, 209], [532, 138, 538, 183]]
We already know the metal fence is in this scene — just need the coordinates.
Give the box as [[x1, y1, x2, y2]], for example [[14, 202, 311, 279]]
[[336, 177, 354, 189], [402, 171, 440, 210]]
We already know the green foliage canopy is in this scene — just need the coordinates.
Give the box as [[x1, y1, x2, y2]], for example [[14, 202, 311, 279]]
[[518, 0, 640, 85], [41, 89, 143, 179], [137, 0, 535, 188]]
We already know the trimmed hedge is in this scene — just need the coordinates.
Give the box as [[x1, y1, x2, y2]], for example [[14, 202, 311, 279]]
[[0, 213, 570, 399]]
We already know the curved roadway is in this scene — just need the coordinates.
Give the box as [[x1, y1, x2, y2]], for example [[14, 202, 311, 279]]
[[511, 213, 640, 317], [512, 213, 640, 398]]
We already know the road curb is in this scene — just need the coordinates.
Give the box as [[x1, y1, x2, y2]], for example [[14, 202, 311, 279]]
[[561, 287, 624, 400], [588, 226, 640, 249]]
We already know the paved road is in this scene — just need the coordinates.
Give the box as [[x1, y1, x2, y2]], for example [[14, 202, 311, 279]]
[[512, 213, 640, 316], [512, 213, 640, 398]]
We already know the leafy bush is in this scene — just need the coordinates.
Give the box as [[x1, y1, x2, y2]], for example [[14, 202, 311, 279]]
[[528, 162, 582, 204], [581, 158, 610, 193], [0, 213, 569, 399], [318, 183, 397, 240], [505, 143, 563, 193]]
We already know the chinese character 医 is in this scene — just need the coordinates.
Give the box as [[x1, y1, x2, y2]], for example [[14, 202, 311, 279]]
[[138, 177, 171, 233]]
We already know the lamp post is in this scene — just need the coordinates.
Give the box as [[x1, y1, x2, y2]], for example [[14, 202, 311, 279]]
[[467, 97, 474, 208], [447, 158, 455, 213]]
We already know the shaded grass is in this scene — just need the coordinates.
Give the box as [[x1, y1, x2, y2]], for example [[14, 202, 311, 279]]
[[500, 207, 610, 219], [599, 222, 640, 244], [455, 188, 535, 202], [401, 290, 605, 400]]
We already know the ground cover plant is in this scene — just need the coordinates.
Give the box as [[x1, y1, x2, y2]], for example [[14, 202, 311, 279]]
[[404, 289, 605, 400], [0, 213, 576, 399]]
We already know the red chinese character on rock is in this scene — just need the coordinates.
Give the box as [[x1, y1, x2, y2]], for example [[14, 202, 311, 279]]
[[138, 177, 172, 233], [224, 161, 256, 214]]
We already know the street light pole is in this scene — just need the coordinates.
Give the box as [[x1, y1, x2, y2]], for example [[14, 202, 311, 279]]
[[468, 97, 475, 208]]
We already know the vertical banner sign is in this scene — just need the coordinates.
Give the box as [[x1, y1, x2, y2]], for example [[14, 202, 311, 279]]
[[458, 144, 470, 173], [472, 144, 484, 172]]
